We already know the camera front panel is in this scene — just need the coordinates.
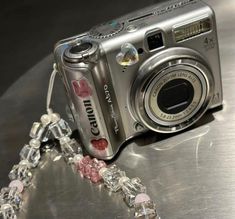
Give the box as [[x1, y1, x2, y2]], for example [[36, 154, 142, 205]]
[[100, 0, 222, 136]]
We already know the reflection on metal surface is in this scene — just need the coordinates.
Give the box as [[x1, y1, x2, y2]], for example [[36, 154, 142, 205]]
[[0, 0, 235, 218], [150, 126, 210, 151], [213, 100, 227, 121]]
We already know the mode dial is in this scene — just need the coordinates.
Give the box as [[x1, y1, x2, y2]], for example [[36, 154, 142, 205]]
[[63, 41, 98, 63], [89, 20, 123, 39]]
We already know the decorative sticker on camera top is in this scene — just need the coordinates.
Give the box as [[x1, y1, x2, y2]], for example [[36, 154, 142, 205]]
[[116, 43, 139, 66], [72, 78, 92, 98]]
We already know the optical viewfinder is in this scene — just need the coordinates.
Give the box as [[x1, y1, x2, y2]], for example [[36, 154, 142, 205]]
[[147, 32, 164, 51]]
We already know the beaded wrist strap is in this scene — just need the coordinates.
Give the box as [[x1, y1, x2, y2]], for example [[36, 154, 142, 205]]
[[0, 65, 160, 219]]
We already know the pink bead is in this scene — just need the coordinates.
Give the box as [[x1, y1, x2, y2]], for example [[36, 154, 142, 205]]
[[83, 164, 92, 178], [78, 165, 85, 175], [9, 180, 24, 193], [90, 168, 102, 183], [83, 156, 92, 164], [92, 158, 107, 170], [91, 174, 101, 183], [134, 193, 151, 204], [77, 161, 84, 171], [76, 156, 106, 183], [77, 156, 92, 171]]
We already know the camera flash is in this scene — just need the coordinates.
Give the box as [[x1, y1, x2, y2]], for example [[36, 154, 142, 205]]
[[174, 18, 211, 42]]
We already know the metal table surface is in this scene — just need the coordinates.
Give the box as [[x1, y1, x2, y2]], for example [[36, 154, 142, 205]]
[[0, 1, 234, 218]]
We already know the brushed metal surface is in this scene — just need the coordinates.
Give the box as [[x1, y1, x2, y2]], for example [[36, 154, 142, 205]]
[[0, 0, 234, 218]]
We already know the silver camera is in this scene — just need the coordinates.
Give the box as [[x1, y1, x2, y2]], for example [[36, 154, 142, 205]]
[[54, 0, 223, 160]]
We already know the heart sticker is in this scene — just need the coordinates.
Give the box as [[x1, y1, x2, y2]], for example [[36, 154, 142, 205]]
[[91, 138, 108, 151], [72, 78, 92, 98], [116, 43, 139, 66]]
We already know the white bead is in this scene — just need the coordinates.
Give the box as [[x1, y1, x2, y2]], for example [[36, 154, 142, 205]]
[[59, 136, 70, 144], [19, 159, 31, 167], [99, 167, 108, 177], [50, 113, 61, 123], [40, 114, 51, 126], [73, 154, 84, 164], [134, 193, 151, 204], [29, 139, 40, 148], [118, 176, 130, 186]]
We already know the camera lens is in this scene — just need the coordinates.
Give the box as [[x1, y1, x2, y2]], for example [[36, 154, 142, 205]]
[[157, 79, 194, 114], [131, 47, 214, 133], [145, 69, 203, 126]]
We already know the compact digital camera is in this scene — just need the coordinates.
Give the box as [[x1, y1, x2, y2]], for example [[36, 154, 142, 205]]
[[54, 0, 223, 160]]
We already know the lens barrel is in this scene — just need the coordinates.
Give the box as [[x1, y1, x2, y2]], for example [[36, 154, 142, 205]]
[[131, 47, 214, 133]]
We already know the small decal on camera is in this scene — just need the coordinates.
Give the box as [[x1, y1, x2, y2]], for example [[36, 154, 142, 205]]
[[72, 79, 92, 98], [91, 138, 108, 150]]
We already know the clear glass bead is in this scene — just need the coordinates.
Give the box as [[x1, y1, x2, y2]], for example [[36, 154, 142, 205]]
[[60, 137, 82, 163], [0, 204, 17, 219], [0, 187, 22, 210], [134, 200, 158, 219], [49, 119, 72, 139], [121, 178, 146, 207], [100, 165, 126, 192], [29, 122, 51, 142], [8, 160, 33, 186], [19, 145, 40, 167]]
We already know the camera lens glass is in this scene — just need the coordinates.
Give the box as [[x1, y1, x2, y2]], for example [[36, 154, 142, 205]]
[[157, 79, 194, 114]]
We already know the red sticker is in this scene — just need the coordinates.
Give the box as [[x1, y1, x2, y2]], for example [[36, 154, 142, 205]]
[[91, 138, 108, 151], [72, 79, 92, 98]]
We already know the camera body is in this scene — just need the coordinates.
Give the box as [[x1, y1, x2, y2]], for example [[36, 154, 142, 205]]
[[54, 0, 222, 160]]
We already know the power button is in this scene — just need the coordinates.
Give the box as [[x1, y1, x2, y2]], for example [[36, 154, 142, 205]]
[[126, 25, 138, 32]]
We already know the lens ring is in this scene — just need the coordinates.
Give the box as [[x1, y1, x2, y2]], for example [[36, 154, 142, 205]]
[[144, 67, 207, 126]]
